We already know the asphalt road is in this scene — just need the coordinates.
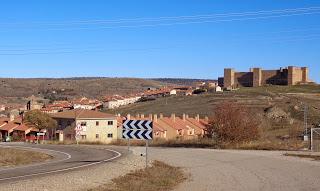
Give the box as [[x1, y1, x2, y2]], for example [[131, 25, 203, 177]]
[[0, 143, 122, 183], [132, 147, 320, 191]]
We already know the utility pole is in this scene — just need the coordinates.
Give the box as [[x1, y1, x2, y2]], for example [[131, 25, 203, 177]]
[[304, 105, 308, 136]]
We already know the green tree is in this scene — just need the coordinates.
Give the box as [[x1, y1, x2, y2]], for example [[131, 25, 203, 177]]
[[24, 110, 57, 131]]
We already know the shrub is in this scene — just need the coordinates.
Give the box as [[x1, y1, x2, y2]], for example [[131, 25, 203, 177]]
[[207, 102, 260, 144]]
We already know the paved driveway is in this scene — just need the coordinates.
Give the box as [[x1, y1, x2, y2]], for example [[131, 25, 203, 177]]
[[132, 147, 320, 191]]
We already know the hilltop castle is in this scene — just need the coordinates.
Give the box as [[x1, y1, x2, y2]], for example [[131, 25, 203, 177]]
[[219, 66, 311, 89]]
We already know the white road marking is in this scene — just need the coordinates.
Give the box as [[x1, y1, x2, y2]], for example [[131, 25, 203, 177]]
[[0, 145, 72, 172], [0, 146, 121, 182]]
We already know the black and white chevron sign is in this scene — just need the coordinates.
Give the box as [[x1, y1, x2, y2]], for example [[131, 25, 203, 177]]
[[123, 120, 153, 130], [122, 120, 153, 140], [122, 129, 153, 140]]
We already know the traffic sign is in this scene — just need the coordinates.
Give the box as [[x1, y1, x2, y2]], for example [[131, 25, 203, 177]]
[[122, 119, 153, 168], [75, 124, 83, 131], [37, 132, 45, 136], [123, 120, 152, 130], [122, 129, 153, 140]]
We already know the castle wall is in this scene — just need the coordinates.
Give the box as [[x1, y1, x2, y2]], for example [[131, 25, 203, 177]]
[[222, 66, 309, 88], [261, 70, 288, 85], [234, 72, 253, 87]]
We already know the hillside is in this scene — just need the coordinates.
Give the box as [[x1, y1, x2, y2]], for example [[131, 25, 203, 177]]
[[111, 85, 320, 125], [0, 77, 163, 103], [151, 78, 217, 86], [110, 85, 320, 149]]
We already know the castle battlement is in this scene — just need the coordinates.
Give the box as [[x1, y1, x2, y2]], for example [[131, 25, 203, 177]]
[[220, 66, 310, 88]]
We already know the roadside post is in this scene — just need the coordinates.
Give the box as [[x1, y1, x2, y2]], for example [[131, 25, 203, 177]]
[[37, 132, 45, 144], [122, 120, 153, 168], [75, 123, 83, 145]]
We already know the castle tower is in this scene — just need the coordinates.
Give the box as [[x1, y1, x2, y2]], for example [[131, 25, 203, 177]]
[[224, 68, 235, 88], [301, 67, 309, 83], [288, 66, 296, 85], [252, 68, 262, 87]]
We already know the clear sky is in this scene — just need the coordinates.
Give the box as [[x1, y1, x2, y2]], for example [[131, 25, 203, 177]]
[[0, 0, 319, 82]]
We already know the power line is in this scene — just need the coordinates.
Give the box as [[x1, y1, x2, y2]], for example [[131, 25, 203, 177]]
[[0, 35, 319, 56], [1, 6, 320, 26], [0, 7, 319, 30]]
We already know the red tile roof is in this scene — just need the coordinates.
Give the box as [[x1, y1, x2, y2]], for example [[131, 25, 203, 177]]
[[51, 109, 116, 119], [0, 122, 19, 131]]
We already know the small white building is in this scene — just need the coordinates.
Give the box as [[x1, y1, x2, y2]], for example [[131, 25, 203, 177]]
[[215, 86, 223, 92], [170, 90, 177, 95]]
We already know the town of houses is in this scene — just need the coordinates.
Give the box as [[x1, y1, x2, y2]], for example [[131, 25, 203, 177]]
[[0, 82, 221, 143]]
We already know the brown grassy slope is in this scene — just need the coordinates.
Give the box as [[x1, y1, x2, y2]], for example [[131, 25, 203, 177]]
[[0, 77, 163, 100], [0, 148, 53, 167], [111, 85, 320, 124]]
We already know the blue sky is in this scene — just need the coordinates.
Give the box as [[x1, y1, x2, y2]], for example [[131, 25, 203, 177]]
[[0, 0, 319, 82]]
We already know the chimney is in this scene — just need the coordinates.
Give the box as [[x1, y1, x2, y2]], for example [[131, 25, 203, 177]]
[[171, 113, 176, 122], [117, 113, 121, 117], [153, 114, 158, 123], [196, 114, 200, 122], [141, 114, 145, 119], [126, 114, 131, 120], [136, 114, 140, 118], [9, 114, 15, 122], [160, 113, 164, 119], [182, 113, 186, 121], [205, 116, 209, 122], [149, 114, 153, 121], [186, 114, 189, 119]]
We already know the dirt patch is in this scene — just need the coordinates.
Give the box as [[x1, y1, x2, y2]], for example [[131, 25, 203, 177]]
[[88, 161, 187, 191], [0, 147, 53, 167]]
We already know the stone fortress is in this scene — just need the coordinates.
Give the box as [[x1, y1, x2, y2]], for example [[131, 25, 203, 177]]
[[219, 66, 311, 89]]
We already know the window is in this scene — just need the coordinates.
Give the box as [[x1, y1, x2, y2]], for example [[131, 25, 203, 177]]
[[81, 135, 86, 140], [96, 134, 99, 139], [96, 121, 99, 126], [81, 122, 87, 126], [107, 133, 113, 138], [108, 121, 113, 126], [188, 129, 195, 136]]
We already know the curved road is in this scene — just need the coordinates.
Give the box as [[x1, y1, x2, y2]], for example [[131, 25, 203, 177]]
[[0, 143, 123, 183]]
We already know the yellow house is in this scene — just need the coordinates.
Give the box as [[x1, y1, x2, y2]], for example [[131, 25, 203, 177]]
[[51, 109, 117, 143]]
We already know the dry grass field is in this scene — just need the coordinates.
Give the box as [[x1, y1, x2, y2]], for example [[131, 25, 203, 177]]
[[88, 161, 186, 191], [0, 148, 53, 167]]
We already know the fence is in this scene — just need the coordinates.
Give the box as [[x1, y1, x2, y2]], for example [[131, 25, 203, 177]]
[[311, 128, 320, 152]]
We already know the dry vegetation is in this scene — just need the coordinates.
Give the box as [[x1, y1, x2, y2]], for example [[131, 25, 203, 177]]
[[88, 161, 186, 191], [0, 77, 163, 104], [112, 85, 320, 151], [0, 148, 53, 167], [284, 153, 320, 161]]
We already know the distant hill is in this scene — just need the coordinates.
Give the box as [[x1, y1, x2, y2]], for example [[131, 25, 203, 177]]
[[151, 78, 217, 87], [0, 77, 163, 102]]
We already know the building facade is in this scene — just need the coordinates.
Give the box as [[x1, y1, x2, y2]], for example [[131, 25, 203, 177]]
[[51, 109, 118, 143], [222, 66, 310, 88]]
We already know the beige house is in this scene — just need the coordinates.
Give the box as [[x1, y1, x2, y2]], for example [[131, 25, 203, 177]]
[[51, 109, 117, 143]]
